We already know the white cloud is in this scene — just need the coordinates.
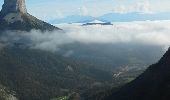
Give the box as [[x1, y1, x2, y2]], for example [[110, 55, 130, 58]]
[[59, 21, 170, 46], [1, 20, 170, 52], [79, 6, 89, 16], [112, 0, 152, 14]]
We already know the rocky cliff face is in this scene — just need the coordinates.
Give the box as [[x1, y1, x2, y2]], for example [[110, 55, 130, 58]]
[[1, 0, 27, 15], [0, 0, 61, 31]]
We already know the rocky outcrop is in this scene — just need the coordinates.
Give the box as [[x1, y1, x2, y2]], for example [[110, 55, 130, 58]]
[[0, 0, 61, 31], [1, 0, 27, 15], [0, 84, 18, 100]]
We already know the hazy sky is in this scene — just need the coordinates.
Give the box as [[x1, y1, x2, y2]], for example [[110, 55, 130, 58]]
[[0, 0, 170, 20]]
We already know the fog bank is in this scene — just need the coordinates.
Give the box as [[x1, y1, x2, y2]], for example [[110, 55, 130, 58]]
[[1, 20, 170, 51]]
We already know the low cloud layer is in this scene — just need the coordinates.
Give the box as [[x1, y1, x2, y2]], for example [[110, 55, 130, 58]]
[[58, 21, 170, 46], [1, 20, 170, 51]]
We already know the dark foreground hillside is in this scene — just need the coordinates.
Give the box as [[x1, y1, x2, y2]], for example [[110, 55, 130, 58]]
[[0, 46, 113, 100], [97, 48, 170, 100]]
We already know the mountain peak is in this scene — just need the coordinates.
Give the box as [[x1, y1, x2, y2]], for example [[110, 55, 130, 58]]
[[0, 0, 61, 31], [1, 0, 27, 15]]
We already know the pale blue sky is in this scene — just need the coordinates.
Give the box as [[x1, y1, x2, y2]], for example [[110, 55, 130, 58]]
[[0, 0, 170, 21]]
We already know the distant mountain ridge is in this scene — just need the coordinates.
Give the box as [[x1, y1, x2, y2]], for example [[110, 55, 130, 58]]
[[49, 12, 170, 24], [49, 15, 95, 24], [82, 20, 113, 26]]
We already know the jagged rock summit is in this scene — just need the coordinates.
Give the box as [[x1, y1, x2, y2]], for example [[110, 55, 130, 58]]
[[0, 0, 61, 31], [1, 0, 27, 15]]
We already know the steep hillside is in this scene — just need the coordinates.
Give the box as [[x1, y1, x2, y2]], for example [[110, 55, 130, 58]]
[[101, 47, 170, 100], [0, 46, 112, 100]]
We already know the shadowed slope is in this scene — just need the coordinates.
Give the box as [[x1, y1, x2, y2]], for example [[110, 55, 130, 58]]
[[103, 48, 170, 100]]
